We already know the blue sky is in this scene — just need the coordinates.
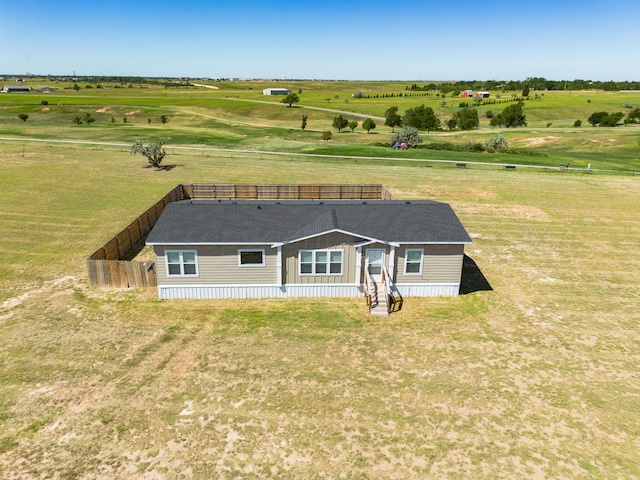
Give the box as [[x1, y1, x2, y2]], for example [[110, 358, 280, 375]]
[[1, 0, 638, 81]]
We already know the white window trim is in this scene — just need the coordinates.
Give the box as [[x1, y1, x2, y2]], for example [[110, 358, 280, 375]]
[[165, 249, 199, 277], [299, 249, 344, 276], [404, 248, 424, 276], [238, 248, 266, 267]]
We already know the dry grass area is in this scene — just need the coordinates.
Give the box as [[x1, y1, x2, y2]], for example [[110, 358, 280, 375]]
[[0, 146, 639, 479]]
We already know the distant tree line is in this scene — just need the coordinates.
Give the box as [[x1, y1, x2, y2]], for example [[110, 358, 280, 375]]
[[404, 77, 640, 92]]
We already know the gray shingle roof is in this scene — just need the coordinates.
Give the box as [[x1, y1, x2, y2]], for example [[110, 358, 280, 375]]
[[145, 200, 472, 245]]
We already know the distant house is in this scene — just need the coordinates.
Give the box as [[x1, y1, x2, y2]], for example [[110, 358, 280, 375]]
[[460, 90, 473, 98], [145, 199, 472, 313], [2, 85, 31, 93], [475, 91, 490, 98], [263, 88, 291, 95], [40, 87, 54, 93]]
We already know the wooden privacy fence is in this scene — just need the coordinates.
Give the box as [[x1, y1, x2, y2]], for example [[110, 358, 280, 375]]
[[87, 184, 394, 288], [182, 183, 394, 200]]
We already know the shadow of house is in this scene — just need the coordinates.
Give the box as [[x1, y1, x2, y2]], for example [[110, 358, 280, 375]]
[[459, 255, 493, 294]]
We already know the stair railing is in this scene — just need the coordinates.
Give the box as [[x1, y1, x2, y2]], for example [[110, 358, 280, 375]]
[[382, 265, 403, 313], [364, 258, 372, 307]]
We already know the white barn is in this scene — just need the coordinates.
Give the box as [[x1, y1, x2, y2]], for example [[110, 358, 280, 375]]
[[263, 88, 291, 95], [2, 85, 31, 93]]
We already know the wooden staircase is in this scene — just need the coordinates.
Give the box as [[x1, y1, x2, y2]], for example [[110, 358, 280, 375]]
[[364, 261, 403, 317], [369, 282, 389, 316]]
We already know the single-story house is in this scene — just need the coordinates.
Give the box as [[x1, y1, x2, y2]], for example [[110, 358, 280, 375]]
[[145, 200, 472, 303], [262, 88, 291, 95], [2, 85, 31, 93]]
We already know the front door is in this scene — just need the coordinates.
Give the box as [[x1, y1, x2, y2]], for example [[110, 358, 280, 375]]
[[366, 249, 385, 282]]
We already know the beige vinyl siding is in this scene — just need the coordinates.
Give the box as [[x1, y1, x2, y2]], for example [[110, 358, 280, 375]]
[[396, 244, 464, 284], [155, 245, 278, 285], [284, 232, 359, 284]]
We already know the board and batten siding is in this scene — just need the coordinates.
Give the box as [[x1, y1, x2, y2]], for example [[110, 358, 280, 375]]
[[395, 244, 464, 284], [283, 232, 359, 285], [154, 245, 278, 285]]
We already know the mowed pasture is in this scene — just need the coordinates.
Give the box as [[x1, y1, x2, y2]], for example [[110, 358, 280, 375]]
[[1, 79, 640, 173], [0, 137, 639, 479]]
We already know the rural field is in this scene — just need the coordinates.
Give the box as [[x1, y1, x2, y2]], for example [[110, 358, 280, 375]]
[[0, 80, 639, 479]]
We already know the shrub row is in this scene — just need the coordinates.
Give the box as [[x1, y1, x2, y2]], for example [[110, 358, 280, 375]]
[[418, 142, 546, 156], [374, 141, 547, 157]]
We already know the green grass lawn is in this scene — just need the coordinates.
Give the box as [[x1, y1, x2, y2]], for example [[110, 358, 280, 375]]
[[2, 80, 640, 173], [0, 137, 639, 478]]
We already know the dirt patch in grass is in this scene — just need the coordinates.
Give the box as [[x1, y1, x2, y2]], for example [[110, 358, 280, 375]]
[[520, 136, 561, 147], [580, 138, 619, 146]]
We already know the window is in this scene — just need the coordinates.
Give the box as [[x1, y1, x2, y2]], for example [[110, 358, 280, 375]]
[[404, 248, 423, 275], [238, 249, 265, 267], [299, 249, 343, 276], [166, 250, 198, 276]]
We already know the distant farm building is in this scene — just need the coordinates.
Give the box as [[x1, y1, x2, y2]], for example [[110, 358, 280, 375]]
[[263, 88, 291, 95], [460, 90, 473, 98], [2, 85, 31, 93], [40, 87, 54, 93], [475, 91, 490, 98]]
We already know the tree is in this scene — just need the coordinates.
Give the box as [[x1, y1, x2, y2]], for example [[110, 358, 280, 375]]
[[484, 134, 509, 150], [332, 115, 349, 132], [18, 113, 29, 122], [599, 112, 624, 127], [403, 104, 440, 132], [453, 106, 479, 130], [160, 115, 168, 125], [390, 126, 422, 148], [301, 114, 308, 130], [501, 102, 527, 127], [574, 119, 582, 127], [362, 118, 376, 133], [73, 116, 82, 125], [348, 120, 358, 132], [83, 113, 95, 125], [446, 117, 457, 131], [587, 111, 609, 126], [384, 106, 402, 132], [522, 84, 530, 96], [321, 131, 332, 141], [130, 140, 166, 168], [282, 92, 299, 107], [627, 108, 640, 124]]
